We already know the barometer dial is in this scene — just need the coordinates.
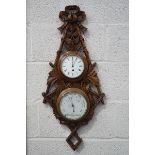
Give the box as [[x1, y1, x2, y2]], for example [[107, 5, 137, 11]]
[[57, 88, 89, 120]]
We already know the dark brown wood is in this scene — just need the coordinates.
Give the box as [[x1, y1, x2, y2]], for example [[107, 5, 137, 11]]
[[42, 5, 105, 150]]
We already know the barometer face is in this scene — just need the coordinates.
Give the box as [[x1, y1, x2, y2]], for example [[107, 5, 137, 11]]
[[61, 55, 84, 78], [58, 89, 88, 120]]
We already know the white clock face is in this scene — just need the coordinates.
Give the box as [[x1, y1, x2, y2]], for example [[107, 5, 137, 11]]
[[61, 55, 84, 78], [59, 91, 88, 120]]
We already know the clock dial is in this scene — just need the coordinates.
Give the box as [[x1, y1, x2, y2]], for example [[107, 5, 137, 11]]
[[61, 55, 84, 78], [59, 91, 88, 120]]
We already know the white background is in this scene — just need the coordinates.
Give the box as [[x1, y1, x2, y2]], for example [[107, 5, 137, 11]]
[[0, 0, 26, 155], [0, 0, 154, 155]]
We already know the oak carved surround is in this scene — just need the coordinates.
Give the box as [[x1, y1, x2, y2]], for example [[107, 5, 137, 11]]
[[42, 5, 105, 150]]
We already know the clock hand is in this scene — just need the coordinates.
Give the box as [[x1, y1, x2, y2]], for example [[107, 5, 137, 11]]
[[72, 57, 74, 67]]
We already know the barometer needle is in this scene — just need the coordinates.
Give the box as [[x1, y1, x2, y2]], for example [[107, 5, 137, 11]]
[[69, 96, 75, 112], [71, 103, 75, 112]]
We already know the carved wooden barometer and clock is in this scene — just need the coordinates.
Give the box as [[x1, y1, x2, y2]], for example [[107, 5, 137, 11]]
[[42, 5, 105, 150]]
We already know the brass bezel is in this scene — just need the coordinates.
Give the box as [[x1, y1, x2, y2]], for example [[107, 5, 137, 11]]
[[56, 88, 90, 122], [58, 51, 88, 81]]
